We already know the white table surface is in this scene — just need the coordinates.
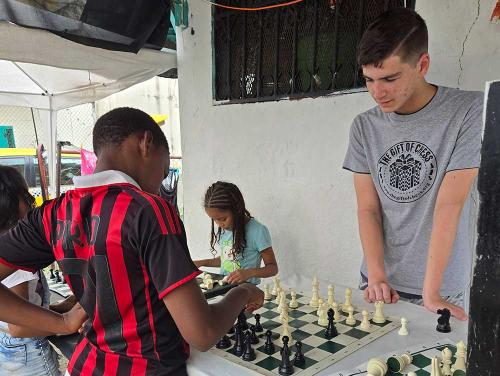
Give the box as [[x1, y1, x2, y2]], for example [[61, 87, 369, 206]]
[[187, 275, 467, 376]]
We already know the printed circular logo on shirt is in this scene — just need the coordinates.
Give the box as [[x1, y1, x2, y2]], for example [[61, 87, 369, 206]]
[[377, 141, 437, 203]]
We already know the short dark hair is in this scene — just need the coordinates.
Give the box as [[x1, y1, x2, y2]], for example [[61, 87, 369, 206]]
[[357, 7, 428, 67], [93, 107, 169, 155], [0, 165, 35, 233]]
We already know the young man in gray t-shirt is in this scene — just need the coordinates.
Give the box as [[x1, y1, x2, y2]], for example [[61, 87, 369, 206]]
[[343, 8, 482, 321]]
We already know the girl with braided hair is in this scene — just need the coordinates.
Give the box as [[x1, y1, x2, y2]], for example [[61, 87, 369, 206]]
[[194, 181, 278, 284]]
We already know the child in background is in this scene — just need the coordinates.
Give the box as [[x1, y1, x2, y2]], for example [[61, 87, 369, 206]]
[[194, 181, 278, 285]]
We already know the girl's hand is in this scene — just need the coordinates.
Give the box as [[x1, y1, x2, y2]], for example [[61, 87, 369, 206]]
[[227, 269, 253, 284]]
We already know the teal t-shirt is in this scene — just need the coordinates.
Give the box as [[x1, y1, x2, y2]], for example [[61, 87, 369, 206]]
[[219, 218, 272, 285]]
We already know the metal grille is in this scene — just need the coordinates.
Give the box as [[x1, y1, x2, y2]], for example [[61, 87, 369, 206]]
[[213, 0, 414, 103]]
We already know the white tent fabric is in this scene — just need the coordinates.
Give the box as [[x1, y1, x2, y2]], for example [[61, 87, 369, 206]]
[[0, 21, 177, 194]]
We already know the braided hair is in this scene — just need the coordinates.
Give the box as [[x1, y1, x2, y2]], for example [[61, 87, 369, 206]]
[[204, 181, 252, 260], [0, 165, 35, 233]]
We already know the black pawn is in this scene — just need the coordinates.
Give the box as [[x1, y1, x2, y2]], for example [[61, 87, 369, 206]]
[[216, 334, 231, 349], [436, 308, 451, 333], [55, 270, 61, 283], [264, 329, 275, 354], [278, 336, 294, 375], [238, 309, 249, 331], [254, 313, 263, 332], [250, 324, 259, 344], [325, 309, 339, 339], [231, 324, 244, 356], [49, 269, 55, 279], [293, 341, 305, 367], [242, 331, 256, 361]]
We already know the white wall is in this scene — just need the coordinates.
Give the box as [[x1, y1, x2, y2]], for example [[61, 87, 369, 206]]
[[177, 0, 500, 288]]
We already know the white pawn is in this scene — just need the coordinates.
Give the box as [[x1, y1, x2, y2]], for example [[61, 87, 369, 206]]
[[318, 301, 329, 326], [280, 317, 294, 346], [332, 301, 342, 322], [430, 356, 443, 376], [372, 301, 386, 324], [309, 287, 320, 308], [345, 305, 356, 326], [289, 289, 299, 309], [327, 284, 336, 306], [366, 358, 388, 376], [398, 317, 409, 336], [342, 288, 353, 313], [441, 347, 452, 376], [272, 276, 280, 295], [264, 284, 272, 300], [316, 298, 325, 316], [360, 310, 371, 330], [452, 341, 466, 372]]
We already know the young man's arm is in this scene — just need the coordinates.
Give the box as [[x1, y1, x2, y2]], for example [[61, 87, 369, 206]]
[[422, 168, 478, 320], [354, 173, 399, 304]]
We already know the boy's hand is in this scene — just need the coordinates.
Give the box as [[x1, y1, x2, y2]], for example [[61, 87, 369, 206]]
[[364, 280, 399, 304], [227, 269, 253, 284], [61, 303, 88, 335], [423, 294, 468, 321], [236, 284, 264, 312]]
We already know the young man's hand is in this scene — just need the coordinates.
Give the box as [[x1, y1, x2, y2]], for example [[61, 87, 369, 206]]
[[61, 303, 88, 335], [423, 294, 468, 321], [236, 284, 264, 312], [364, 280, 400, 304], [227, 269, 253, 284]]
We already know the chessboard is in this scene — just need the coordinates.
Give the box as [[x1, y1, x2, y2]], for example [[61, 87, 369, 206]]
[[334, 341, 461, 376], [45, 270, 72, 299], [208, 290, 401, 376]]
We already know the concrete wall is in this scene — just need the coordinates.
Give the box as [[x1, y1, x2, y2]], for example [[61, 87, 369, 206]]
[[178, 0, 500, 287]]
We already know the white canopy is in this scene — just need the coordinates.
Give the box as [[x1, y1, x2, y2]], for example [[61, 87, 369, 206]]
[[0, 21, 177, 194]]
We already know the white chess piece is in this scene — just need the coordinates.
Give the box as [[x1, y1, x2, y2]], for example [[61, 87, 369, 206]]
[[272, 276, 280, 295], [430, 356, 443, 376], [342, 288, 353, 313], [275, 287, 282, 304], [312, 276, 319, 290], [309, 286, 320, 308], [366, 358, 388, 376], [407, 372, 417, 376], [332, 301, 342, 322], [345, 305, 356, 325], [398, 317, 409, 336], [360, 310, 371, 330], [372, 301, 386, 324], [264, 284, 272, 300], [318, 301, 329, 326], [289, 289, 299, 309], [316, 298, 325, 316], [277, 291, 287, 313], [441, 347, 452, 376], [327, 284, 336, 306], [280, 316, 294, 346], [280, 300, 289, 323], [205, 279, 214, 289], [452, 341, 466, 372], [388, 352, 412, 372]]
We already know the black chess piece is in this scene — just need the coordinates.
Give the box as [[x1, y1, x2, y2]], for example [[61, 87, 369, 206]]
[[278, 336, 294, 375], [249, 324, 259, 344], [238, 309, 249, 331], [436, 308, 451, 333], [325, 309, 339, 339], [49, 269, 55, 279], [231, 324, 244, 356], [242, 331, 256, 361], [228, 324, 235, 334], [254, 313, 263, 332], [293, 341, 305, 367], [264, 329, 275, 354], [55, 270, 61, 283], [216, 334, 231, 349]]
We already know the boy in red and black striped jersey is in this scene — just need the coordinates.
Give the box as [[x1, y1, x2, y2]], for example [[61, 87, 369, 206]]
[[0, 108, 264, 376]]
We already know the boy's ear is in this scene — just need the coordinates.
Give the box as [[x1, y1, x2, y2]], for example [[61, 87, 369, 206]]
[[138, 130, 155, 158]]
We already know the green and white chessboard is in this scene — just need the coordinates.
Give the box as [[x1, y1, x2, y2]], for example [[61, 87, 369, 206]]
[[45, 272, 72, 299], [334, 341, 459, 376], [208, 290, 401, 376]]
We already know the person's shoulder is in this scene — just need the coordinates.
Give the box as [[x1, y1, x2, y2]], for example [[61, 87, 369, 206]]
[[246, 218, 270, 236], [352, 105, 386, 129], [439, 86, 483, 106]]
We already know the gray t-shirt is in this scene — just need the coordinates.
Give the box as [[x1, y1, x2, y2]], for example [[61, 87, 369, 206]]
[[343, 86, 483, 296]]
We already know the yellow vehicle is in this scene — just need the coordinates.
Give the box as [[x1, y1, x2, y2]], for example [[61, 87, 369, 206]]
[[0, 148, 81, 206]]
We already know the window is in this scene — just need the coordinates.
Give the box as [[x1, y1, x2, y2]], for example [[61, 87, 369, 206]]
[[0, 157, 26, 179], [60, 157, 81, 186], [213, 0, 415, 103]]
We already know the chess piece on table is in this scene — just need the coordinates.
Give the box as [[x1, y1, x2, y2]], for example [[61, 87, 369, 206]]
[[55, 269, 62, 283], [238, 309, 249, 331], [342, 288, 353, 313], [278, 336, 294, 376], [318, 301, 328, 327], [249, 324, 259, 344], [280, 316, 294, 346], [254, 313, 263, 332], [387, 352, 412, 372], [316, 298, 325, 316], [452, 341, 466, 372], [324, 309, 338, 339], [231, 324, 244, 356], [436, 308, 451, 333], [345, 306, 356, 326], [280, 300, 289, 324], [216, 334, 231, 349], [272, 276, 280, 295], [275, 287, 283, 304], [264, 330, 275, 354], [441, 347, 452, 376], [264, 284, 272, 300], [366, 358, 388, 376], [398, 317, 409, 335], [430, 356, 443, 376], [49, 268, 55, 279], [407, 372, 417, 376], [293, 341, 305, 367], [327, 284, 335, 306], [332, 301, 342, 322], [309, 286, 320, 308], [289, 289, 299, 309], [372, 301, 386, 324], [242, 331, 256, 361], [360, 310, 371, 330]]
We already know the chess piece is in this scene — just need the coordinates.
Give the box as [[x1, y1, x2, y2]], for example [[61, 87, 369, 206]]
[[407, 372, 417, 376], [238, 310, 249, 331], [249, 324, 259, 344], [327, 284, 335, 306], [275, 287, 283, 304], [345, 306, 356, 326], [316, 298, 325, 316], [430, 356, 443, 376], [231, 324, 244, 356], [293, 341, 305, 367], [242, 331, 256, 361], [309, 286, 320, 308], [324, 309, 338, 339], [264, 284, 272, 300], [387, 352, 412, 372], [272, 276, 280, 295], [452, 341, 466, 372], [312, 276, 319, 290], [398, 317, 409, 335], [280, 317, 294, 346], [278, 336, 294, 376], [441, 347, 452, 376], [55, 269, 61, 283], [360, 310, 371, 330], [228, 324, 235, 334], [254, 313, 263, 332], [318, 301, 328, 327], [372, 301, 386, 324], [366, 358, 388, 376], [264, 330, 275, 354], [436, 308, 451, 333], [280, 301, 289, 323], [342, 288, 353, 313], [332, 301, 342, 322], [205, 279, 214, 290], [216, 334, 231, 349], [289, 289, 299, 309], [49, 268, 55, 279]]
